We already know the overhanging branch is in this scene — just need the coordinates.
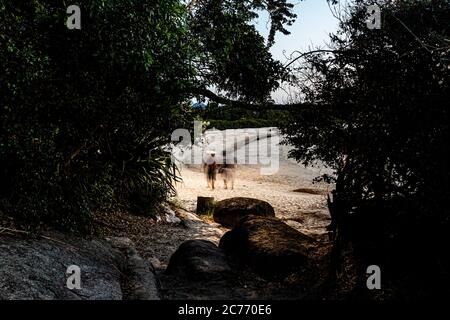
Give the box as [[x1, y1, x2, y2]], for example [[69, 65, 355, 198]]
[[284, 49, 339, 69], [190, 87, 321, 111]]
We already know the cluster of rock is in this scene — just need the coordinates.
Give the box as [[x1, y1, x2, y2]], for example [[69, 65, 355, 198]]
[[163, 197, 324, 299], [168, 197, 318, 277], [0, 197, 325, 300]]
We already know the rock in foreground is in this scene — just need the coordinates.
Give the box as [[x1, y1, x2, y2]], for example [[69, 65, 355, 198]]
[[161, 238, 306, 300], [165, 240, 231, 279], [213, 197, 275, 228], [0, 234, 160, 300], [219, 216, 318, 278], [0, 234, 124, 300]]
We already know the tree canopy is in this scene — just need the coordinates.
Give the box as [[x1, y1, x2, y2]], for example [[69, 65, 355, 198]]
[[0, 0, 297, 231], [282, 0, 450, 297]]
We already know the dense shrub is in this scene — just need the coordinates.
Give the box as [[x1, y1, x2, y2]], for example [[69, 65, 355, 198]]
[[0, 0, 192, 232], [283, 0, 450, 297], [0, 0, 295, 232]]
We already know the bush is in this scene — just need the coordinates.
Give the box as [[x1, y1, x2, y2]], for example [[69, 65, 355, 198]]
[[0, 0, 296, 233], [283, 0, 450, 297], [0, 0, 191, 232]]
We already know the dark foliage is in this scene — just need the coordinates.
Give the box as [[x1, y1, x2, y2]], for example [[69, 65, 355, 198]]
[[283, 0, 450, 297], [0, 0, 197, 232], [193, 102, 288, 129], [187, 0, 296, 102], [0, 0, 296, 232]]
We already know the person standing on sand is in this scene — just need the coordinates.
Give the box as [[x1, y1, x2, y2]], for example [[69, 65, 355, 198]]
[[219, 151, 236, 190], [203, 151, 218, 190]]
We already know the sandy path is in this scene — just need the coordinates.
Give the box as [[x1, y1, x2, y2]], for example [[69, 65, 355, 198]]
[[95, 130, 334, 275], [174, 131, 334, 240]]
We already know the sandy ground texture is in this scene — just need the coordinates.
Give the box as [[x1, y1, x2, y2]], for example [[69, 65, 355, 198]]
[[94, 130, 335, 270], [174, 129, 334, 240]]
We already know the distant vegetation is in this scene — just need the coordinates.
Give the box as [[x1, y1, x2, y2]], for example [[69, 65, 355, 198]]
[[193, 102, 289, 130]]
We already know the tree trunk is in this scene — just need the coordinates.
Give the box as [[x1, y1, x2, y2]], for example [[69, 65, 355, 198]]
[[196, 197, 215, 215]]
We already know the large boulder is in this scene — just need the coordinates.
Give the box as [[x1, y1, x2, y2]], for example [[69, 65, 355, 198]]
[[165, 240, 231, 280], [0, 233, 124, 300], [213, 197, 275, 228], [219, 216, 318, 278], [0, 234, 161, 300]]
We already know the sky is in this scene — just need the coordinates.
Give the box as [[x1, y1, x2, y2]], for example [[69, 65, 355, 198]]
[[254, 0, 340, 102]]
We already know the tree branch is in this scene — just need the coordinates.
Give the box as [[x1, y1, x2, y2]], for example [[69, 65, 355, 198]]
[[190, 87, 323, 111], [284, 49, 338, 69]]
